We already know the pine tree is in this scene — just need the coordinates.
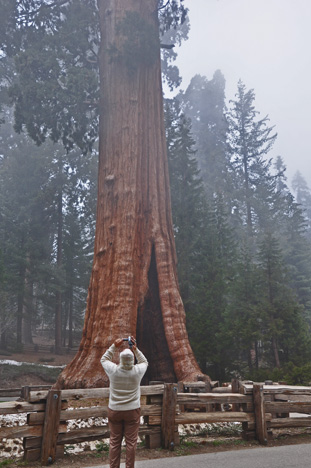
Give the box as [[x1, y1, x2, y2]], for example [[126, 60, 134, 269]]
[[165, 99, 237, 380], [192, 195, 237, 380], [0, 113, 54, 346], [222, 247, 261, 376], [283, 200, 311, 315], [0, 109, 97, 348], [178, 71, 230, 199], [292, 171, 311, 232], [1, 0, 100, 153], [227, 81, 278, 241], [61, 149, 97, 347], [256, 233, 310, 368], [274, 156, 288, 194], [165, 99, 205, 308]]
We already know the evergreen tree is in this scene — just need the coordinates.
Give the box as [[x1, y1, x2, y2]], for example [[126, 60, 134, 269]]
[[269, 158, 311, 315], [165, 99, 205, 308], [61, 149, 97, 347], [1, 0, 100, 153], [165, 99, 237, 380], [227, 81, 278, 240], [256, 233, 310, 368], [192, 195, 237, 380], [282, 198, 311, 315], [274, 156, 288, 194], [0, 109, 96, 348], [0, 109, 56, 345], [178, 72, 230, 199], [292, 171, 311, 231], [223, 248, 261, 376]]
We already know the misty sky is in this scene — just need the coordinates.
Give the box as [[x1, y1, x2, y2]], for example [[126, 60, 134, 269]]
[[174, 0, 311, 187]]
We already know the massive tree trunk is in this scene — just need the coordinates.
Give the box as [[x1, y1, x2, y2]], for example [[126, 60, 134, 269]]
[[57, 0, 203, 388]]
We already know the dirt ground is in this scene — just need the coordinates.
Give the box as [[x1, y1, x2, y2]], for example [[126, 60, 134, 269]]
[[0, 350, 73, 389], [0, 350, 74, 366], [0, 333, 77, 371]]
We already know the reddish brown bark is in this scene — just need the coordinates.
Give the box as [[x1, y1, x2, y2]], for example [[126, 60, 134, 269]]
[[57, 0, 203, 388]]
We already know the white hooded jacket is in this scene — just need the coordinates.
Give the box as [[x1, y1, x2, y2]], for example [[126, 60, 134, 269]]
[[100, 344, 148, 411]]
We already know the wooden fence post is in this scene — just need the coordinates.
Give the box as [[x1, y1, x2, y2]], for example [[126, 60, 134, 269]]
[[144, 382, 163, 449], [177, 381, 185, 413], [231, 379, 240, 412], [21, 386, 30, 401], [161, 383, 177, 450], [253, 383, 268, 445], [41, 389, 62, 465]]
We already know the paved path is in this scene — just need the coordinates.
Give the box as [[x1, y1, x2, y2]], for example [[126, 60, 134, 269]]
[[89, 443, 311, 468]]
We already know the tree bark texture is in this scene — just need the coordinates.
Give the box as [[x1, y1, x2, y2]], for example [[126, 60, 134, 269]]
[[57, 0, 203, 388]]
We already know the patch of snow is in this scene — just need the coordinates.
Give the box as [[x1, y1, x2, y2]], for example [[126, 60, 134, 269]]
[[0, 413, 27, 459], [0, 359, 65, 368], [290, 413, 311, 417]]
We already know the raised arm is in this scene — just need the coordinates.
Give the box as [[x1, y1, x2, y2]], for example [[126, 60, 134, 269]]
[[100, 338, 123, 375], [130, 337, 148, 371], [134, 347, 148, 366]]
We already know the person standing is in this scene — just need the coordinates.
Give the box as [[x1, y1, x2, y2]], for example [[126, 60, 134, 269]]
[[100, 336, 148, 468]]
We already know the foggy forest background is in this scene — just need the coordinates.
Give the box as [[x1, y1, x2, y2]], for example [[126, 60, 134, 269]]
[[1, 1, 311, 384]]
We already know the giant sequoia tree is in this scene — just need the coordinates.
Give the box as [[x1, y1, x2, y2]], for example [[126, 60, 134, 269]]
[[2, 0, 203, 387], [59, 0, 203, 388]]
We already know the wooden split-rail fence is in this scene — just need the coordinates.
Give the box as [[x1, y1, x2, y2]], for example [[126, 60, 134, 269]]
[[1, 380, 311, 465]]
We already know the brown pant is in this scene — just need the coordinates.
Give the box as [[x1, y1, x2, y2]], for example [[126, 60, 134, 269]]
[[108, 408, 141, 468]]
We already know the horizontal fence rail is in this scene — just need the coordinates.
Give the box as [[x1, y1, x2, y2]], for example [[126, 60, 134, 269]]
[[1, 381, 311, 465]]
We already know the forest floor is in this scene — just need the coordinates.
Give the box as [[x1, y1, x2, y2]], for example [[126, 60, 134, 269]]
[[0, 349, 72, 389], [1, 349, 311, 467]]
